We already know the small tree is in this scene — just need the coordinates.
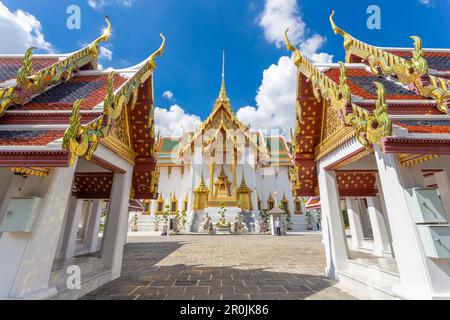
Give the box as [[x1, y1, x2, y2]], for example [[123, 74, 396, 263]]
[[260, 209, 270, 233], [162, 205, 170, 225], [216, 203, 230, 227], [132, 213, 139, 231], [153, 216, 160, 231], [178, 210, 187, 231]]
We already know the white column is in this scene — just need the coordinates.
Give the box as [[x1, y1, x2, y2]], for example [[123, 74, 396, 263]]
[[317, 168, 349, 279], [101, 170, 132, 279], [366, 197, 391, 256], [374, 146, 450, 299], [0, 166, 76, 299], [63, 199, 85, 259], [84, 200, 103, 253], [434, 171, 450, 223], [78, 200, 93, 241], [346, 197, 364, 250], [55, 196, 77, 258]]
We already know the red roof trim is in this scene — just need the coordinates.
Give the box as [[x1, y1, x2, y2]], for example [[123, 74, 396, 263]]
[[382, 137, 450, 154], [0, 150, 70, 167]]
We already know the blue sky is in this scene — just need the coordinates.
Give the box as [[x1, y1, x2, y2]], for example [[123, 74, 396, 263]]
[[1, 0, 449, 135]]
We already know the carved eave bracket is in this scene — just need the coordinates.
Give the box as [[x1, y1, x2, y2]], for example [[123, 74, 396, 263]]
[[0, 17, 112, 118], [285, 31, 392, 157], [63, 33, 166, 166], [330, 10, 449, 115]]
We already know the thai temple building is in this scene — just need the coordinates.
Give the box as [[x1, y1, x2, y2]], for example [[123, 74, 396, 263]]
[[140, 56, 308, 233], [0, 18, 163, 299], [287, 11, 450, 299]]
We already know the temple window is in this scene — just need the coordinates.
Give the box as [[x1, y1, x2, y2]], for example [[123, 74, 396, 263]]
[[183, 195, 188, 212], [170, 194, 178, 213], [267, 194, 275, 211], [294, 197, 302, 215], [156, 195, 164, 214], [143, 200, 151, 215]]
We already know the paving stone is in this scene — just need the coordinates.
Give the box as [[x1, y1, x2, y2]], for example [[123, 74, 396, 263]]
[[222, 294, 250, 300], [249, 293, 280, 300], [258, 285, 287, 293], [133, 287, 163, 295], [234, 286, 261, 294], [194, 294, 222, 300], [174, 280, 199, 287], [209, 286, 235, 295], [184, 286, 210, 295]]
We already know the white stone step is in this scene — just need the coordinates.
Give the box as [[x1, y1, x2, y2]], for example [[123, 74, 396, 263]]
[[50, 258, 104, 288], [337, 260, 401, 300]]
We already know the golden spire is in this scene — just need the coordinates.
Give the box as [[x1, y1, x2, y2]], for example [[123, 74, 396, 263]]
[[216, 50, 230, 106]]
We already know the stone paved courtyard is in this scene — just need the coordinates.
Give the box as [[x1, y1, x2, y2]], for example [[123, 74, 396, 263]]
[[82, 234, 356, 300]]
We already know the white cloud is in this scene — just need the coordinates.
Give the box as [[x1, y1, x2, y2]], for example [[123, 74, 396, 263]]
[[99, 46, 113, 61], [236, 0, 332, 135], [163, 90, 174, 100], [258, 0, 333, 63], [236, 55, 297, 136], [0, 1, 53, 53], [419, 0, 430, 4], [258, 0, 305, 48], [88, 0, 133, 11], [155, 105, 201, 136]]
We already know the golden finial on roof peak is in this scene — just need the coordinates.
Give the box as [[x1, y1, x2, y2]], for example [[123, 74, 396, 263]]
[[216, 50, 230, 106]]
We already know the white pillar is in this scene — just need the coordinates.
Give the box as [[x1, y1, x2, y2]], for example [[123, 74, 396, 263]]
[[318, 168, 349, 279], [101, 171, 132, 279], [55, 196, 77, 258], [78, 200, 93, 241], [84, 200, 103, 253], [0, 166, 76, 299], [366, 197, 391, 256], [63, 199, 85, 259], [346, 197, 364, 250], [374, 146, 450, 299], [434, 171, 450, 223]]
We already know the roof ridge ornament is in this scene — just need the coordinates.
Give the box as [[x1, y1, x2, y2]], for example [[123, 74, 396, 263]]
[[215, 50, 231, 108], [89, 16, 112, 60], [64, 33, 167, 166], [0, 17, 113, 118], [330, 10, 449, 114]]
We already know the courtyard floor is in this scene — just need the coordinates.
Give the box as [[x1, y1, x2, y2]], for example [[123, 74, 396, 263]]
[[81, 233, 357, 300]]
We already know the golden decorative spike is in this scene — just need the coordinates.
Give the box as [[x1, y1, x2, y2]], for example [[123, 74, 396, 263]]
[[285, 29, 303, 67], [63, 99, 88, 165], [16, 47, 35, 87], [330, 11, 448, 114], [148, 33, 166, 71], [329, 10, 354, 53], [329, 10, 346, 36], [89, 16, 112, 60]]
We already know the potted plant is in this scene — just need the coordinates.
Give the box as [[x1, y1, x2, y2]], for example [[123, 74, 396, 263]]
[[178, 210, 187, 232], [259, 209, 270, 234], [153, 216, 160, 231], [215, 204, 231, 234], [161, 205, 170, 235], [131, 213, 139, 232], [305, 212, 314, 230]]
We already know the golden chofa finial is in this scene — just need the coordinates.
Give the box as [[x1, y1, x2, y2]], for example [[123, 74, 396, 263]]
[[148, 33, 166, 70], [218, 50, 228, 101], [329, 10, 346, 36], [89, 17, 112, 60], [284, 28, 303, 67]]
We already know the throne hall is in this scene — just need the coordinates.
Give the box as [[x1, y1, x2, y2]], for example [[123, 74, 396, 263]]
[[147, 58, 307, 232]]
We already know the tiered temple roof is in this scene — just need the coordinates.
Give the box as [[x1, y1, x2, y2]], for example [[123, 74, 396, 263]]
[[0, 17, 165, 199], [288, 11, 450, 197]]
